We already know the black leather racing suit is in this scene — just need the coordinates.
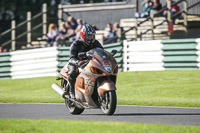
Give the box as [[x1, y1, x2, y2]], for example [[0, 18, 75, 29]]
[[68, 39, 103, 95]]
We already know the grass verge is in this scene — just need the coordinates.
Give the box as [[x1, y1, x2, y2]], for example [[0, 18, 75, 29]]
[[0, 119, 200, 133], [0, 70, 200, 107]]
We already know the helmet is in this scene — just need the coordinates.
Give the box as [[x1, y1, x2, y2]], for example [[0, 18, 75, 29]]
[[80, 24, 95, 45]]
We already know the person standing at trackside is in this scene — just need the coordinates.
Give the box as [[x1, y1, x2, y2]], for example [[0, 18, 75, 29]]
[[163, 0, 180, 24], [67, 24, 103, 99]]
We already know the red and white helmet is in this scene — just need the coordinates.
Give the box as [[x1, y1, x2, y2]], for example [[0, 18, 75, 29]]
[[80, 24, 95, 45]]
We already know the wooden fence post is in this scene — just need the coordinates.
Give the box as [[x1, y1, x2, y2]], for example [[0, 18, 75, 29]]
[[117, 28, 122, 41], [43, 3, 47, 39], [135, 18, 138, 41], [58, 4, 63, 30], [123, 40, 128, 72], [167, 0, 171, 23], [183, 0, 188, 31], [150, 10, 154, 40], [11, 20, 16, 51], [27, 12, 31, 47]]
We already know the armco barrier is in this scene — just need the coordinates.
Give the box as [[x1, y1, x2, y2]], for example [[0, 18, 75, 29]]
[[0, 47, 59, 79], [10, 47, 59, 79], [0, 52, 11, 79], [123, 40, 164, 71], [196, 38, 200, 68], [57, 45, 70, 72], [57, 42, 123, 72], [162, 39, 199, 70], [1, 39, 200, 79], [123, 38, 200, 71]]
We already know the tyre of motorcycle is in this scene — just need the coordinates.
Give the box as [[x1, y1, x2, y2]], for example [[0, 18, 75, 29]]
[[99, 90, 117, 115], [61, 79, 85, 115], [65, 99, 84, 115]]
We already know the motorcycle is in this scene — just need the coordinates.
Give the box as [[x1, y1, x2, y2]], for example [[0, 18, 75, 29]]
[[51, 47, 118, 115]]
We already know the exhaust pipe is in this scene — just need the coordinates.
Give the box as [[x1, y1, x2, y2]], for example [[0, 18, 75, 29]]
[[51, 83, 65, 98]]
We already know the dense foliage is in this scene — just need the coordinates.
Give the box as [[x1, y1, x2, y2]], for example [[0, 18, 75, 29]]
[[0, 0, 124, 33]]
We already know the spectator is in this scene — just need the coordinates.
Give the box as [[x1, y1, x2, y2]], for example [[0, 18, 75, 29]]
[[47, 23, 60, 46], [3, 49, 8, 52], [113, 22, 120, 35], [59, 22, 68, 35], [104, 23, 115, 41], [163, 0, 180, 23], [68, 16, 78, 30], [62, 21, 76, 42], [54, 21, 76, 46], [92, 24, 99, 31], [135, 0, 153, 18], [75, 19, 83, 40], [152, 0, 162, 16], [52, 22, 68, 46]]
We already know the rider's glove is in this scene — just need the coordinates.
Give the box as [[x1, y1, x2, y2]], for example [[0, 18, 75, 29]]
[[69, 58, 79, 67]]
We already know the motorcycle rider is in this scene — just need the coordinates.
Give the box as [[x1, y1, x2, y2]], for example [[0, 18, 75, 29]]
[[68, 24, 103, 99]]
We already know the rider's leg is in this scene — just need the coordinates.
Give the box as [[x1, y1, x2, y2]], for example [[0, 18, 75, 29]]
[[68, 64, 77, 99]]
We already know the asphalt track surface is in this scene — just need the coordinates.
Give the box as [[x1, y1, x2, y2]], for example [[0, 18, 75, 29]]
[[0, 103, 200, 125]]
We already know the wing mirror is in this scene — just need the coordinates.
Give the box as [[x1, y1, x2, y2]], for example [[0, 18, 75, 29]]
[[111, 50, 117, 56]]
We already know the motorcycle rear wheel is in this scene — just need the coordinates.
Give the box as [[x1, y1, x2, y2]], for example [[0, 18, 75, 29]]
[[65, 99, 84, 115], [100, 90, 117, 115], [62, 79, 84, 115]]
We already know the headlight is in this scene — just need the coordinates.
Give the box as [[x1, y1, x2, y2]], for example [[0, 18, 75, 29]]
[[103, 61, 112, 73]]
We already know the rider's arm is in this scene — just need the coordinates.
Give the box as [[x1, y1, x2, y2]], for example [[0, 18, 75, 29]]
[[94, 40, 104, 49], [69, 41, 80, 66]]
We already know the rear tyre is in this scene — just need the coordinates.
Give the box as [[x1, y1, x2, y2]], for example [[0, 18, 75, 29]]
[[65, 99, 84, 115], [62, 79, 84, 115], [100, 90, 117, 115]]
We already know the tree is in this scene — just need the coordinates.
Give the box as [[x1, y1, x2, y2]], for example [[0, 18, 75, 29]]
[[0, 0, 124, 33]]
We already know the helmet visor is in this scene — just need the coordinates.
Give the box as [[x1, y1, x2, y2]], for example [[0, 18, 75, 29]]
[[85, 34, 94, 40], [83, 34, 95, 43]]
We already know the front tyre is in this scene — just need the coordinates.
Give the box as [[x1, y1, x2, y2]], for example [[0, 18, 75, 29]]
[[100, 90, 117, 115]]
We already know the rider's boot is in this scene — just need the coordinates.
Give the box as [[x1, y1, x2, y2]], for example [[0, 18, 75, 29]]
[[69, 77, 76, 100], [69, 87, 75, 99], [67, 64, 77, 100]]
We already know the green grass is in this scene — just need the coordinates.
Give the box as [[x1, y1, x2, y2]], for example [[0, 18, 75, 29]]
[[0, 119, 200, 133], [0, 70, 200, 107], [117, 70, 200, 107]]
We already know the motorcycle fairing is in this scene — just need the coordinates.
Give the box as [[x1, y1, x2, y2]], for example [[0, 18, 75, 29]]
[[97, 80, 116, 98]]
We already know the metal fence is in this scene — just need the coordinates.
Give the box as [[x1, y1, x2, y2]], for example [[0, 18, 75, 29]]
[[137, 0, 200, 15], [0, 4, 48, 51]]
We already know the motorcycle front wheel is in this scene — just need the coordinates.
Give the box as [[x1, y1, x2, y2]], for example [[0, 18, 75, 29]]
[[100, 90, 117, 115]]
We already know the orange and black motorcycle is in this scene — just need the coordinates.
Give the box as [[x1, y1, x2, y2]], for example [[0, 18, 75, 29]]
[[52, 48, 118, 115]]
